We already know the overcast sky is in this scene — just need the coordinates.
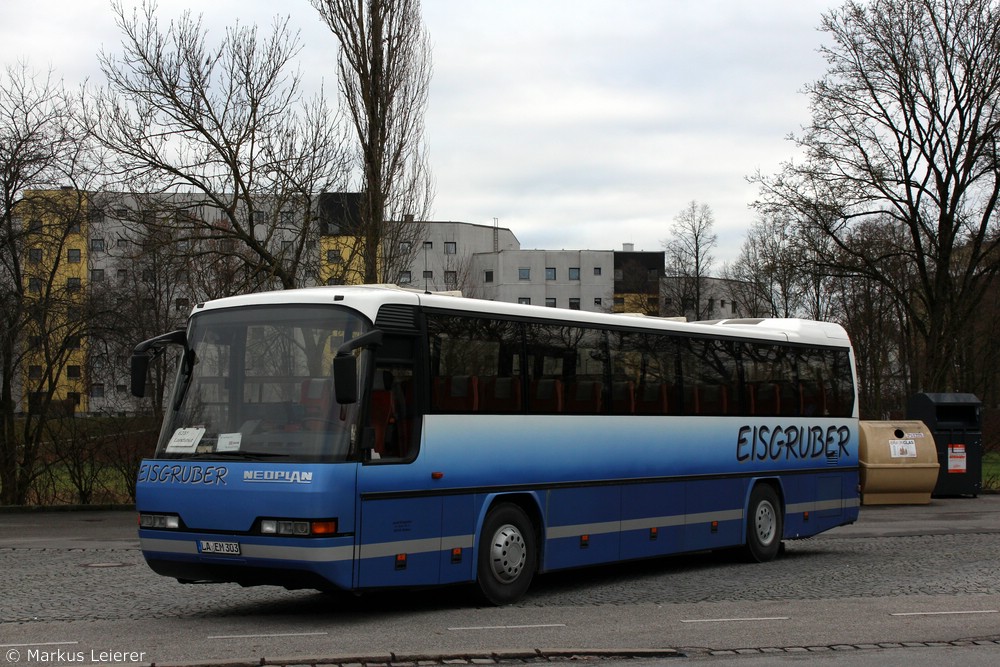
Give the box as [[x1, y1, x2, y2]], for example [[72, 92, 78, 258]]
[[0, 0, 840, 264]]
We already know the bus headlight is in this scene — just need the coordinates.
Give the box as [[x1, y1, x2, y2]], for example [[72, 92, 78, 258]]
[[259, 518, 337, 536], [139, 513, 180, 530]]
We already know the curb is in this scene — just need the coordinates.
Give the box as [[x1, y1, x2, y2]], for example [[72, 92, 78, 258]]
[[0, 504, 135, 514], [148, 649, 685, 667]]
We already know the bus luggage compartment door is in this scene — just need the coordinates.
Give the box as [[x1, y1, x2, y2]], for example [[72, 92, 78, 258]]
[[356, 464, 444, 589]]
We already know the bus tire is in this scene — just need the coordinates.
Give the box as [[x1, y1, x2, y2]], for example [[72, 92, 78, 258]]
[[745, 484, 783, 562], [477, 503, 537, 605]]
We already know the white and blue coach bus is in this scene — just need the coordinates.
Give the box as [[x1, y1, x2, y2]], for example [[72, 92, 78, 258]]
[[132, 285, 859, 604]]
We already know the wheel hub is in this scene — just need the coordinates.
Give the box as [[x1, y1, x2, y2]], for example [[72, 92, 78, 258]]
[[490, 523, 526, 583], [755, 501, 776, 545]]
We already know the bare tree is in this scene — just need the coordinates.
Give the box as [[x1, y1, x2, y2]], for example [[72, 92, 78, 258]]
[[0, 63, 110, 505], [753, 0, 1000, 394], [312, 0, 433, 284], [663, 200, 717, 320], [91, 0, 349, 294]]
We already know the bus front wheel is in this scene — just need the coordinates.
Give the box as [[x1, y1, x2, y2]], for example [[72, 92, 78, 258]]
[[745, 484, 783, 562], [477, 503, 537, 605]]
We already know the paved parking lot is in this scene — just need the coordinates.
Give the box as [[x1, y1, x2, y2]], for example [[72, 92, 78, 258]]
[[2, 496, 999, 622]]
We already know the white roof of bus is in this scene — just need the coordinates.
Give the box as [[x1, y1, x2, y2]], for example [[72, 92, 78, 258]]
[[193, 284, 851, 347]]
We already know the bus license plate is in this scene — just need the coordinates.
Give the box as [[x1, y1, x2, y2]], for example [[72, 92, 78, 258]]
[[199, 540, 241, 555]]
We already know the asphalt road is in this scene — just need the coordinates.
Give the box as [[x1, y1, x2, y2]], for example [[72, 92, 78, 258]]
[[1, 497, 999, 665]]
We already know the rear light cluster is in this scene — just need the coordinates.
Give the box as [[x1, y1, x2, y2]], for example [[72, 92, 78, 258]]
[[139, 513, 180, 529], [259, 518, 338, 536]]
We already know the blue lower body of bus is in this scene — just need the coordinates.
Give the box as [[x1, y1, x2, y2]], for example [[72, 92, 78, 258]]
[[135, 416, 860, 593]]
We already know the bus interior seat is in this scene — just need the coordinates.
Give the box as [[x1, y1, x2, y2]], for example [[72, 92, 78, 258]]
[[481, 376, 522, 412], [778, 381, 800, 416], [300, 378, 334, 430], [530, 378, 563, 413], [752, 382, 780, 416], [433, 375, 479, 412], [370, 370, 397, 455], [566, 380, 602, 414], [636, 383, 668, 415], [800, 381, 826, 416], [698, 384, 729, 415], [611, 380, 635, 414]]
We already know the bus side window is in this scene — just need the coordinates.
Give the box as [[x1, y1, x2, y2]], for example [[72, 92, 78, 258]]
[[427, 313, 521, 414]]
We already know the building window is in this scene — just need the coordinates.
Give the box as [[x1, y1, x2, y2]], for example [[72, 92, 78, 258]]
[[117, 269, 128, 283], [116, 238, 128, 249], [67, 249, 81, 263], [400, 241, 411, 252], [423, 241, 433, 250], [399, 271, 412, 284], [90, 238, 105, 252], [90, 383, 105, 399], [444, 241, 457, 255], [444, 270, 457, 287], [423, 270, 433, 279], [484, 270, 494, 283], [67, 365, 81, 379], [28, 365, 42, 380], [90, 269, 104, 283], [594, 267, 602, 276], [518, 267, 530, 281], [66, 277, 81, 292], [517, 297, 531, 305], [253, 210, 268, 224], [545, 267, 556, 280], [28, 219, 42, 234], [545, 297, 557, 307], [326, 276, 344, 286], [175, 298, 190, 311], [569, 298, 581, 310], [594, 298, 602, 307], [67, 392, 81, 406], [569, 267, 580, 280], [28, 277, 41, 293], [142, 270, 154, 282], [614, 269, 624, 281], [28, 248, 42, 264], [67, 221, 81, 234], [326, 249, 342, 263]]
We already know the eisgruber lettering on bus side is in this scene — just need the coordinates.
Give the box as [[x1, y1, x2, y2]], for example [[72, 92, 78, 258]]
[[736, 424, 851, 463], [137, 462, 228, 485]]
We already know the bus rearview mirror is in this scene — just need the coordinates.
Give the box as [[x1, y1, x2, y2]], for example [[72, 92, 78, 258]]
[[333, 355, 358, 404]]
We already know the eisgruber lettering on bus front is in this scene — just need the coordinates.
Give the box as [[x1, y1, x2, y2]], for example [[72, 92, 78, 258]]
[[137, 462, 228, 485]]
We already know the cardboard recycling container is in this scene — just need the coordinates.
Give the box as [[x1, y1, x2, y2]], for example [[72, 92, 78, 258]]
[[858, 420, 939, 505]]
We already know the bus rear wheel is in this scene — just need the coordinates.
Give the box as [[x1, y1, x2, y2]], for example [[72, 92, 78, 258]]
[[477, 503, 536, 605], [745, 484, 783, 562]]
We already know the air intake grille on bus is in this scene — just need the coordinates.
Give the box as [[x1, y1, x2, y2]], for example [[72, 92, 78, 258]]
[[375, 304, 420, 334]]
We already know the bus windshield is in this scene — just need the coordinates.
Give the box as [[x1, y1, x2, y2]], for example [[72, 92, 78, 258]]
[[155, 304, 369, 463]]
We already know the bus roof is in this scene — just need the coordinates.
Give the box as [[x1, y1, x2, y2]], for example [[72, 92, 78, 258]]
[[192, 284, 851, 348]]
